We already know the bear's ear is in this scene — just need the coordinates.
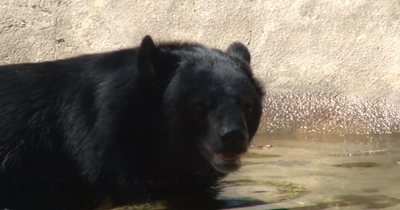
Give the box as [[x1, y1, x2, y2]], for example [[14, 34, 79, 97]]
[[226, 42, 251, 64], [137, 35, 157, 79]]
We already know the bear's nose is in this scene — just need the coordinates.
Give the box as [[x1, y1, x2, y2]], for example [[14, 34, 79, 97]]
[[219, 126, 248, 153], [220, 126, 247, 142]]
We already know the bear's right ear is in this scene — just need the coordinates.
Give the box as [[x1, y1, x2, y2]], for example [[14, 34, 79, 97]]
[[226, 42, 251, 64], [137, 35, 157, 79]]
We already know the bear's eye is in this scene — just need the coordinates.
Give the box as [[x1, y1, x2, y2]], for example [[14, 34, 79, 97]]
[[194, 100, 209, 116]]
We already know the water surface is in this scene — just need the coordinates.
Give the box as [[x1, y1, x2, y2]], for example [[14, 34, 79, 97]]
[[113, 133, 400, 210], [218, 133, 400, 210]]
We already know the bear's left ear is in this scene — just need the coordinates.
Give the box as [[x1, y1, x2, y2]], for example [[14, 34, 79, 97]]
[[226, 42, 251, 64], [137, 35, 157, 80]]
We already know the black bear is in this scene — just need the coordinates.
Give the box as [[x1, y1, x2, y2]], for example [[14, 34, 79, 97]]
[[0, 35, 264, 209]]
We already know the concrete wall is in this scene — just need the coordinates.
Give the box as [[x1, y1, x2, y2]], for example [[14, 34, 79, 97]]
[[1, 0, 399, 134]]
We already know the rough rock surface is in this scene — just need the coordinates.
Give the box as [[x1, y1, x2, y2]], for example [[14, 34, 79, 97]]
[[1, 0, 399, 134]]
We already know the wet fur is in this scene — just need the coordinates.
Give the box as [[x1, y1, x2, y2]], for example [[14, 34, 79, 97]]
[[0, 36, 263, 209]]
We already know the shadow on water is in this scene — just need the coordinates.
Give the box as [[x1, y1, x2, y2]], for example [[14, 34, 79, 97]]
[[111, 197, 268, 210]]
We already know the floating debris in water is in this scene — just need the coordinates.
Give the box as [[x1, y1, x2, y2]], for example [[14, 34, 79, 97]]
[[249, 144, 272, 150]]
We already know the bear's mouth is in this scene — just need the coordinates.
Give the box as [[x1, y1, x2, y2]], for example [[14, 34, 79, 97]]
[[211, 153, 242, 174]]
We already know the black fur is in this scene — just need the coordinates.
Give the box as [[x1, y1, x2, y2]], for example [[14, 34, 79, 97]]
[[0, 35, 264, 209]]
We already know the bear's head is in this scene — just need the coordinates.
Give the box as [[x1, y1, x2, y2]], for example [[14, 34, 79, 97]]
[[138, 36, 264, 175]]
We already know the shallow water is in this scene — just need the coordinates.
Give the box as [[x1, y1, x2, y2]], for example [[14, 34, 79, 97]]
[[114, 133, 400, 210], [218, 133, 400, 210]]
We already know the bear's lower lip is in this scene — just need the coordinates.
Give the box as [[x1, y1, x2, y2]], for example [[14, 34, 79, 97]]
[[217, 153, 240, 162], [211, 153, 242, 174]]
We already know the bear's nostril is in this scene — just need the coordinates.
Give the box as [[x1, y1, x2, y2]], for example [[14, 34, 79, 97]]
[[219, 129, 248, 153], [220, 129, 246, 142]]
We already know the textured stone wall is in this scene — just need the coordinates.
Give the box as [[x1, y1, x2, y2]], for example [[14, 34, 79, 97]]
[[1, 0, 399, 134]]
